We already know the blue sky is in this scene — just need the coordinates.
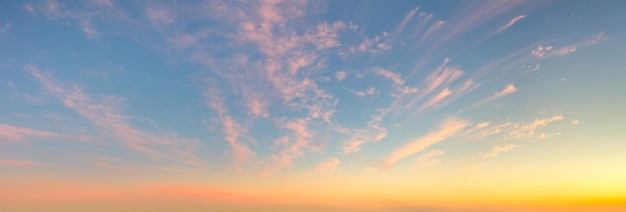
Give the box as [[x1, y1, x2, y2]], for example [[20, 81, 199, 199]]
[[1, 0, 626, 210]]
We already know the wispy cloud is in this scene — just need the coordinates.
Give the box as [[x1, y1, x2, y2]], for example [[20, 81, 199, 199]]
[[479, 144, 519, 159], [0, 160, 38, 166], [416, 87, 451, 113], [315, 157, 340, 175], [457, 115, 566, 143], [0, 124, 56, 141], [145, 5, 175, 27], [412, 150, 445, 169], [345, 86, 377, 97], [378, 117, 469, 169], [0, 22, 10, 35], [473, 84, 518, 107], [335, 71, 347, 81], [374, 67, 418, 97], [351, 32, 391, 53], [24, 3, 35, 12], [26, 65, 202, 166], [532, 32, 607, 58], [417, 58, 463, 101], [493, 15, 526, 34], [205, 87, 255, 169], [270, 118, 317, 171], [342, 113, 388, 154]]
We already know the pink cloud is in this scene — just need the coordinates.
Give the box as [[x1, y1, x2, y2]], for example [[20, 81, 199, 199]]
[[493, 15, 526, 34], [271, 118, 313, 169], [531, 32, 605, 58], [205, 88, 255, 169], [27, 65, 202, 166], [342, 116, 388, 154], [335, 71, 347, 81], [0, 124, 56, 141], [374, 67, 404, 86], [0, 160, 38, 166], [374, 67, 418, 97]]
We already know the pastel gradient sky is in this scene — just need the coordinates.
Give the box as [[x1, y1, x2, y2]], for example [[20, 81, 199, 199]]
[[1, 0, 626, 211]]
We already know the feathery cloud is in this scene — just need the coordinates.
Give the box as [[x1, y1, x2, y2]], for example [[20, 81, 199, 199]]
[[0, 124, 56, 141], [474, 84, 518, 107], [508, 115, 564, 140], [335, 71, 347, 81], [205, 88, 255, 169], [27, 65, 201, 166], [342, 113, 388, 154], [378, 117, 469, 169], [532, 32, 606, 58], [374, 67, 418, 97], [479, 144, 519, 159], [494, 15, 526, 34]]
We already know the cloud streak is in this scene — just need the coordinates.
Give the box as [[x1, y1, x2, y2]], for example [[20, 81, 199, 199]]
[[473, 84, 518, 107], [26, 65, 202, 166], [494, 15, 526, 34], [378, 117, 469, 169], [0, 124, 56, 141], [479, 144, 519, 159], [0, 160, 38, 166], [205, 87, 255, 169]]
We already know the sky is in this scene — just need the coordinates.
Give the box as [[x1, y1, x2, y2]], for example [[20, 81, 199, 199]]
[[1, 0, 626, 211]]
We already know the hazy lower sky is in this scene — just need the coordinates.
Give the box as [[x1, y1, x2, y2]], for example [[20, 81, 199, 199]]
[[1, 0, 625, 211]]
